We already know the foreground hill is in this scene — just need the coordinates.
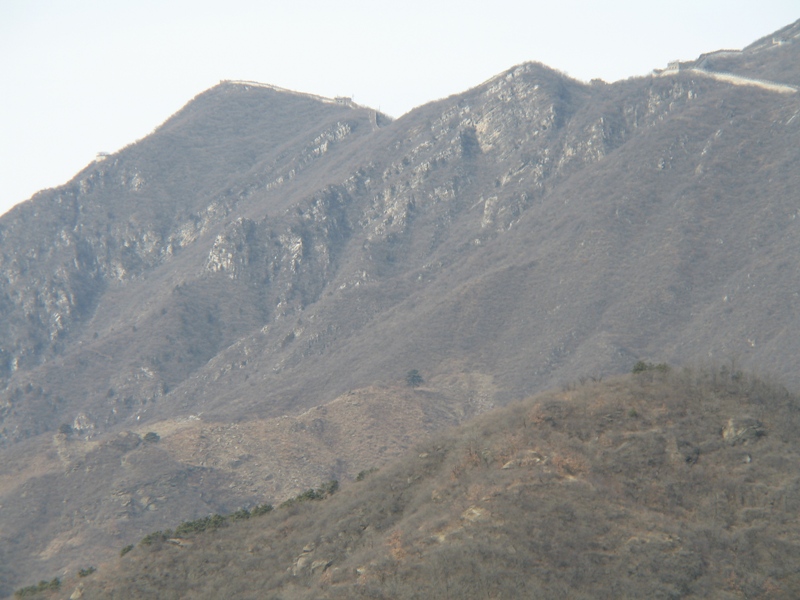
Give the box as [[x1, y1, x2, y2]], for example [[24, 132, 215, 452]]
[[44, 367, 800, 599], [0, 380, 491, 597], [2, 19, 800, 594]]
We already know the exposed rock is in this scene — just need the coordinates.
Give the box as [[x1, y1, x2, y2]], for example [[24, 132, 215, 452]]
[[502, 449, 545, 469], [310, 559, 333, 574], [293, 554, 311, 576], [722, 417, 765, 445], [167, 538, 193, 548]]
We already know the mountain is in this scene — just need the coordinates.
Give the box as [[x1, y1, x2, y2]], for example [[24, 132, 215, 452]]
[[59, 368, 800, 599], [2, 19, 800, 595]]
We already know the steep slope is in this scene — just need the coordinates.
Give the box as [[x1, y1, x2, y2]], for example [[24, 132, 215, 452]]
[[0, 82, 388, 441], [157, 45, 800, 424], [64, 368, 800, 599], [2, 18, 800, 595]]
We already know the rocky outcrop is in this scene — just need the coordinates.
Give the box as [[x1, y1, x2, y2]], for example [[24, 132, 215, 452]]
[[722, 417, 765, 445]]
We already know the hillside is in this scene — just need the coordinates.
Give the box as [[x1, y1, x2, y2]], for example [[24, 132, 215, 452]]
[[0, 380, 493, 598], [41, 366, 800, 599], [1, 18, 800, 594]]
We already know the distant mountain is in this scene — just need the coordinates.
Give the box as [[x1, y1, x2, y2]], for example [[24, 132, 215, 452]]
[[1, 19, 800, 595]]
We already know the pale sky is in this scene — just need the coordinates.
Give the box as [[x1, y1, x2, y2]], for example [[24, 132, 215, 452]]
[[1, 1, 797, 216]]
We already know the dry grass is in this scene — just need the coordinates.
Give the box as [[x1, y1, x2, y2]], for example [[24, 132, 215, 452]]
[[46, 366, 800, 600]]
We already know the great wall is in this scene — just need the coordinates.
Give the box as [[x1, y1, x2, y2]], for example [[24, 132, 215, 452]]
[[654, 33, 798, 95]]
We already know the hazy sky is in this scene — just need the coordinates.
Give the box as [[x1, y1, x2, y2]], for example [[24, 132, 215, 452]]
[[1, 1, 797, 216]]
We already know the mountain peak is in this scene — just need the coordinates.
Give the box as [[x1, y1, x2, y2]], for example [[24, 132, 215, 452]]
[[216, 79, 365, 110]]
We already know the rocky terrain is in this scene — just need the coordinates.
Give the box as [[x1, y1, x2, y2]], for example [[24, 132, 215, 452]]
[[1, 19, 800, 595]]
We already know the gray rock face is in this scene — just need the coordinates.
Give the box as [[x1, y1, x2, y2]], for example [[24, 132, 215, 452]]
[[3, 33, 800, 442], [293, 542, 331, 576]]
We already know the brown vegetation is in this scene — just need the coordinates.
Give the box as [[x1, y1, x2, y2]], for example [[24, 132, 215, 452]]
[[40, 366, 800, 599], [0, 382, 488, 597]]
